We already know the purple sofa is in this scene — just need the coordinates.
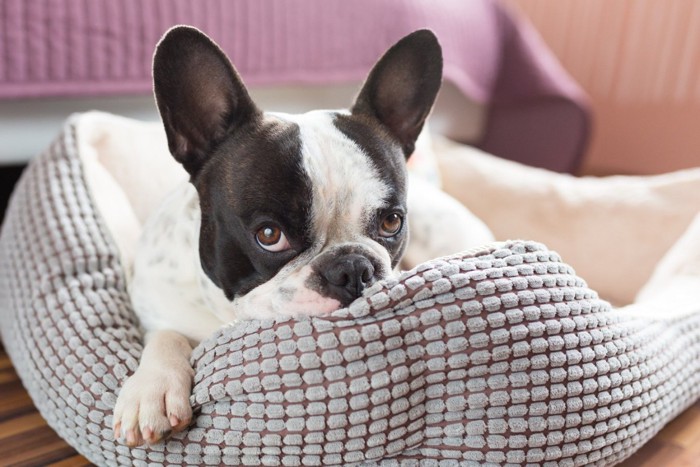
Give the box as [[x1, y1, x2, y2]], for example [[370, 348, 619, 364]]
[[0, 0, 590, 173]]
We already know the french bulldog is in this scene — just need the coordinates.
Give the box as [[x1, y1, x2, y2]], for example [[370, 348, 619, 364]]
[[112, 25, 450, 447]]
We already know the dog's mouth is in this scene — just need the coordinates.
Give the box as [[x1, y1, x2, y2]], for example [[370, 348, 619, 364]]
[[284, 288, 344, 315]]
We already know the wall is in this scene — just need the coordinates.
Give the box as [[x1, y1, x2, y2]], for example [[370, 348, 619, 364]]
[[506, 0, 700, 175]]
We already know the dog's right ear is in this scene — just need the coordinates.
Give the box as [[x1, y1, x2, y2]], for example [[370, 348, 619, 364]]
[[351, 30, 443, 159], [153, 26, 259, 176]]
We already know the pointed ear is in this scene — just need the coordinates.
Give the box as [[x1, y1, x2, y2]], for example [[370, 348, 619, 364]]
[[153, 26, 259, 175], [351, 29, 443, 158]]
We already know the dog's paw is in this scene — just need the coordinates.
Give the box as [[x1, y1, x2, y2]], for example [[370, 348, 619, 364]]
[[112, 365, 194, 446]]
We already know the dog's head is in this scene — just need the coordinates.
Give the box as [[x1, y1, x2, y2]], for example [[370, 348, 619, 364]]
[[153, 26, 442, 318]]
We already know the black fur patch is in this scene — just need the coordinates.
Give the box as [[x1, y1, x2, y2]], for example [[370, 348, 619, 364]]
[[194, 116, 313, 299]]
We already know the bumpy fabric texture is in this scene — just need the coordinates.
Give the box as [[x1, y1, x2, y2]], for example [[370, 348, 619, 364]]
[[1, 118, 699, 466]]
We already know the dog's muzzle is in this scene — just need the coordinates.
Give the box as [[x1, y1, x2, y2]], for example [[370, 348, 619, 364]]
[[320, 254, 374, 304], [309, 244, 389, 306]]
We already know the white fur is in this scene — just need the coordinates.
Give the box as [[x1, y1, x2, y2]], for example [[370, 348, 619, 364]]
[[403, 174, 495, 268], [128, 183, 229, 343], [283, 111, 390, 244]]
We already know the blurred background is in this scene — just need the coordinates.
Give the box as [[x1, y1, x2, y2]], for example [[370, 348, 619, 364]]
[[507, 0, 700, 176], [2, 0, 700, 223]]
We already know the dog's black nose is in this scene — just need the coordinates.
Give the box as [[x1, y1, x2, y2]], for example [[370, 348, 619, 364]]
[[321, 254, 375, 305]]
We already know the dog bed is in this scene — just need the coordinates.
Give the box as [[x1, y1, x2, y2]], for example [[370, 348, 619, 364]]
[[1, 113, 700, 466]]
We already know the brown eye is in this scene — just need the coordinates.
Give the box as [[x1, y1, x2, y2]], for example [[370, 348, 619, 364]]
[[379, 213, 403, 238], [255, 225, 291, 252]]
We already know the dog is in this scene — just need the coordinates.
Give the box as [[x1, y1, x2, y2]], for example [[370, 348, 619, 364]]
[[112, 25, 483, 447]]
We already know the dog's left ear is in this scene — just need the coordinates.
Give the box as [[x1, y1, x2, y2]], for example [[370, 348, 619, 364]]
[[351, 29, 443, 158]]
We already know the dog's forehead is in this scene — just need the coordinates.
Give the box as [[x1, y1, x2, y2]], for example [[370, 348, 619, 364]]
[[269, 109, 403, 193], [271, 110, 402, 238]]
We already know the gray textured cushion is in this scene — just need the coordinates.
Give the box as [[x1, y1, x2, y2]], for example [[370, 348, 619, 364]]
[[1, 116, 699, 466]]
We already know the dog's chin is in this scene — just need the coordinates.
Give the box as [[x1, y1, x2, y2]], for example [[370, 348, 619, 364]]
[[229, 284, 343, 321], [285, 290, 343, 317]]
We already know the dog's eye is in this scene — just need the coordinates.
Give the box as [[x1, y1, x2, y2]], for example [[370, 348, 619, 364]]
[[379, 213, 403, 238], [255, 225, 291, 252]]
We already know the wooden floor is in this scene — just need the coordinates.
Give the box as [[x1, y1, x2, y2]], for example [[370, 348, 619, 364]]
[[0, 344, 699, 466]]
